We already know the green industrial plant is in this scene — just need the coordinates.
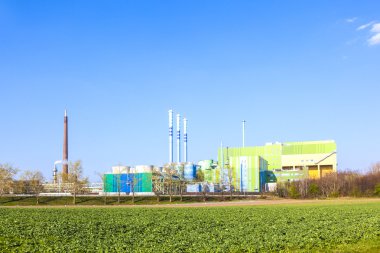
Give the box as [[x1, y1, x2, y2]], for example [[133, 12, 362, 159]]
[[103, 140, 337, 194]]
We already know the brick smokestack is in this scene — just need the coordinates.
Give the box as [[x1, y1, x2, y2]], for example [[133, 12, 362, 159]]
[[63, 110, 68, 177]]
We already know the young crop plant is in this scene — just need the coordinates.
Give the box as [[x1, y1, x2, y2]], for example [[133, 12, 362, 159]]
[[0, 202, 379, 252]]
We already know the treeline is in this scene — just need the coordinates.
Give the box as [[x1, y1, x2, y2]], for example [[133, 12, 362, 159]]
[[276, 163, 380, 198], [0, 161, 88, 204]]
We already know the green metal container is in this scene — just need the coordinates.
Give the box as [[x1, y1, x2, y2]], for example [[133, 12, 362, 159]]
[[104, 174, 115, 192], [135, 173, 152, 192]]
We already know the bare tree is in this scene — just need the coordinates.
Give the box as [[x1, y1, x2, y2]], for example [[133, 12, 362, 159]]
[[164, 164, 177, 203], [0, 164, 18, 196], [200, 182, 208, 202], [21, 170, 44, 204], [220, 183, 226, 201], [66, 160, 88, 205], [195, 169, 208, 202], [371, 162, 380, 174], [129, 173, 141, 205], [179, 178, 186, 202], [298, 179, 309, 198], [152, 172, 163, 203], [115, 173, 122, 204], [96, 172, 108, 205], [225, 163, 234, 201]]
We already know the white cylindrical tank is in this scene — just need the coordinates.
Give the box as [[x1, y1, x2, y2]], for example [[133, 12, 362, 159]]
[[112, 166, 130, 174], [184, 163, 196, 181], [135, 165, 153, 173]]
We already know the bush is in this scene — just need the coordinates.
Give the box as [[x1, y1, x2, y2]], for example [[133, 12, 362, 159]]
[[308, 183, 320, 198], [350, 186, 362, 197], [374, 184, 380, 196], [289, 184, 300, 199]]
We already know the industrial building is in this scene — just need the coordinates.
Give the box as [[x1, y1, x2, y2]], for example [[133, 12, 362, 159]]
[[215, 140, 337, 192], [102, 109, 337, 194], [103, 139, 337, 194]]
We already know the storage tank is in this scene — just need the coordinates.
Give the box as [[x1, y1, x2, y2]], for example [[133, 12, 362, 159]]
[[186, 183, 201, 193], [198, 160, 214, 170], [207, 183, 214, 193], [135, 165, 153, 173], [112, 166, 130, 174], [184, 163, 196, 181], [175, 163, 184, 178]]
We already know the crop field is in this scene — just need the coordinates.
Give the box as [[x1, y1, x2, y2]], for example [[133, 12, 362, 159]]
[[0, 201, 379, 252]]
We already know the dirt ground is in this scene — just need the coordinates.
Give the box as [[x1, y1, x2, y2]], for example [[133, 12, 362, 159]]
[[1, 198, 379, 208]]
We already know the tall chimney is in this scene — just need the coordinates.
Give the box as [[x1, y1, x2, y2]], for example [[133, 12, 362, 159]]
[[183, 117, 188, 163], [169, 110, 173, 164], [63, 110, 68, 178], [176, 113, 181, 163]]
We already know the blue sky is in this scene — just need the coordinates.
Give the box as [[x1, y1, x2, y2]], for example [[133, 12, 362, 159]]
[[0, 1, 379, 181]]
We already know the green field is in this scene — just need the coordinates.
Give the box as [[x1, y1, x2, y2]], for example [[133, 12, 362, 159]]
[[0, 202, 379, 252]]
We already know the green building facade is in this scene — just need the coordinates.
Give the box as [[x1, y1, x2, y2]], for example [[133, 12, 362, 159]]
[[214, 140, 337, 191]]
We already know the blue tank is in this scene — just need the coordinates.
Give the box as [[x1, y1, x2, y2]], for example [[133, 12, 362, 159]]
[[184, 164, 196, 181]]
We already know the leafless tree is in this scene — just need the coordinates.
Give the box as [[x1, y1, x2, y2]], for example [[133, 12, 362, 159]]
[[152, 171, 163, 203], [298, 179, 309, 198], [115, 173, 122, 204], [195, 169, 207, 201], [164, 164, 177, 202], [66, 160, 88, 205], [129, 173, 142, 205], [200, 181, 209, 202], [370, 162, 380, 174], [225, 163, 234, 201], [21, 170, 44, 204], [0, 164, 17, 196], [96, 172, 108, 205], [179, 178, 186, 202]]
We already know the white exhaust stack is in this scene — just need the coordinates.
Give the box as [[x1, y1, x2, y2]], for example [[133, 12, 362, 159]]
[[183, 117, 188, 163], [242, 120, 246, 148], [176, 113, 181, 163], [169, 110, 173, 163]]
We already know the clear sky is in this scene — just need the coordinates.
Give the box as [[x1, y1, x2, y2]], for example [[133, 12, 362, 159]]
[[0, 0, 379, 182]]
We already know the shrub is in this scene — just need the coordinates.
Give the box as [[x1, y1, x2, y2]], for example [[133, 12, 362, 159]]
[[289, 184, 300, 199], [308, 183, 320, 198], [374, 184, 380, 196]]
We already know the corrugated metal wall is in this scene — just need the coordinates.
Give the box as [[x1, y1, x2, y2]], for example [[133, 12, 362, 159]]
[[218, 145, 282, 171], [103, 173, 152, 193], [282, 141, 336, 155]]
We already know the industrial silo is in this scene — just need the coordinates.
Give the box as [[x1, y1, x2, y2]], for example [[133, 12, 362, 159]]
[[184, 163, 196, 181]]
